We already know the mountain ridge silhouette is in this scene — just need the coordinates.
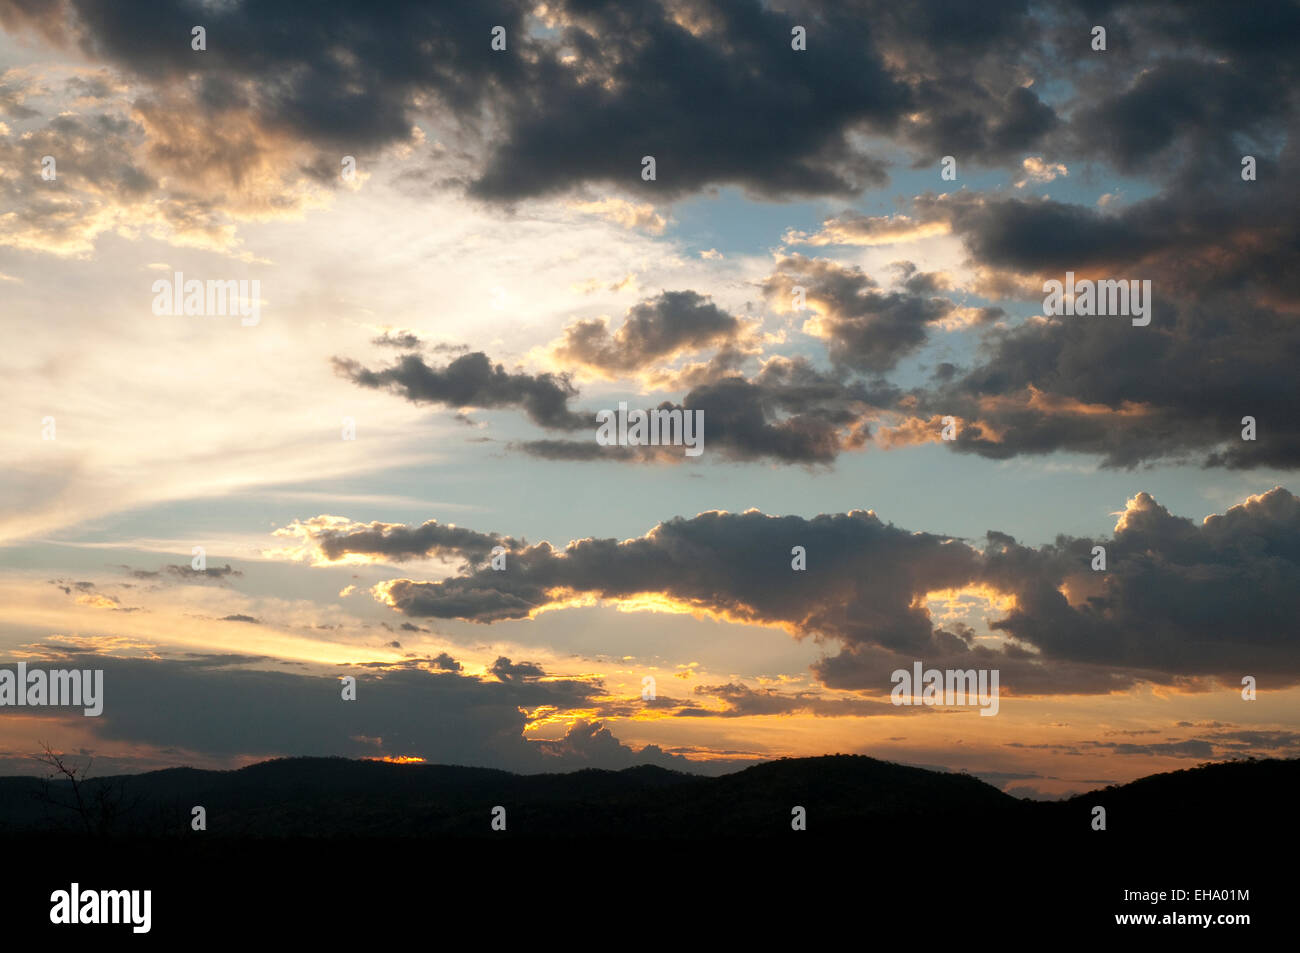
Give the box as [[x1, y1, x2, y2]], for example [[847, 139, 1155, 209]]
[[2, 753, 1291, 840]]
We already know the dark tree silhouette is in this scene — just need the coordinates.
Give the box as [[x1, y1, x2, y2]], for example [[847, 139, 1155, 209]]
[[32, 740, 140, 835]]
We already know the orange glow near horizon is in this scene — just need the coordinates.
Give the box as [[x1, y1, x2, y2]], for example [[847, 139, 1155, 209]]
[[365, 755, 426, 764]]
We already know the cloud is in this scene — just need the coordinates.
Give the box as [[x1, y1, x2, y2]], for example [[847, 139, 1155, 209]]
[[547, 290, 745, 379], [687, 682, 912, 718], [270, 515, 517, 567], [520, 353, 899, 465], [430, 652, 462, 673], [901, 166, 1300, 468], [338, 331, 892, 466], [1008, 724, 1300, 762], [0, 82, 336, 257], [566, 197, 666, 234], [7, 650, 711, 774], [365, 509, 979, 655], [371, 330, 423, 349], [332, 351, 588, 431], [0, 0, 1074, 208], [122, 564, 244, 585], [982, 487, 1300, 678], [1064, 23, 1300, 181], [531, 719, 695, 771], [762, 255, 975, 373], [1, 0, 1294, 257], [1014, 155, 1067, 188], [489, 656, 546, 681], [784, 212, 950, 247], [298, 488, 1300, 695]]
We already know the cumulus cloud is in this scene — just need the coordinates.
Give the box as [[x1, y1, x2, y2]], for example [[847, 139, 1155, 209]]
[[296, 488, 1300, 696], [0, 0, 1073, 211], [1, 0, 1294, 268], [531, 719, 698, 771], [894, 149, 1300, 469], [762, 255, 980, 373], [547, 290, 746, 379], [982, 487, 1300, 677]]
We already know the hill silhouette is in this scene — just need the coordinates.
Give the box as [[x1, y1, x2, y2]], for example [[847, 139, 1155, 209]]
[[5, 754, 1284, 936], [2, 753, 1291, 840]]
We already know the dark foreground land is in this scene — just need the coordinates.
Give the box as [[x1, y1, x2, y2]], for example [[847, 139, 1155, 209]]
[[1, 754, 1288, 938]]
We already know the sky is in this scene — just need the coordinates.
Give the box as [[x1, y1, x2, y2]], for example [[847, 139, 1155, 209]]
[[1, 0, 1297, 799]]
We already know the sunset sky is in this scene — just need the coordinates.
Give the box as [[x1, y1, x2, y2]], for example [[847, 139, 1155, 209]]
[[2, 0, 1297, 799]]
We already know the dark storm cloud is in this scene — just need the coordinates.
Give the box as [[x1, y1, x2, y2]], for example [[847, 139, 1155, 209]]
[[811, 640, 1162, 698], [900, 134, 1300, 469], [924, 193, 1149, 275], [916, 172, 1300, 293], [1054, 1, 1300, 182], [373, 509, 983, 655], [347, 488, 1300, 694], [981, 487, 1300, 677], [12, 651, 700, 774], [468, 0, 908, 200], [469, 0, 1084, 198], [46, 0, 533, 153], [4, 0, 1297, 213], [551, 291, 743, 376], [1, 0, 1076, 203], [332, 351, 589, 430]]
